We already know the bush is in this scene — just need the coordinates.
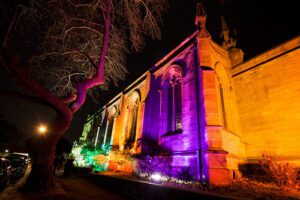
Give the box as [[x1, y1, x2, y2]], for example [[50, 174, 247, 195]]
[[135, 137, 172, 178], [108, 149, 133, 165], [259, 153, 298, 190], [136, 154, 172, 179], [77, 144, 112, 172], [177, 166, 194, 181]]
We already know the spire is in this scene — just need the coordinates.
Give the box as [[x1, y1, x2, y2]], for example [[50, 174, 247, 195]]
[[195, 2, 206, 28], [195, 2, 210, 38], [219, 16, 244, 66], [220, 16, 236, 50], [220, 16, 229, 41]]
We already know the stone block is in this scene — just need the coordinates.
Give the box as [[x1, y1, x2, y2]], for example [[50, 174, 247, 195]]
[[208, 168, 232, 186]]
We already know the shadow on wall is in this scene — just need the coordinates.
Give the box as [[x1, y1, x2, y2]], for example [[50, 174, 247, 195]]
[[238, 163, 267, 179], [134, 135, 196, 181], [134, 135, 172, 178]]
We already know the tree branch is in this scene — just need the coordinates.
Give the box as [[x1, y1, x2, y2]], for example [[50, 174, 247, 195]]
[[70, 0, 112, 113], [2, 8, 18, 48], [0, 48, 73, 123], [31, 50, 98, 69], [77, 51, 98, 69], [61, 93, 77, 104]]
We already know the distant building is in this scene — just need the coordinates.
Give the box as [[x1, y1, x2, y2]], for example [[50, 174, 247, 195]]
[[76, 3, 300, 185]]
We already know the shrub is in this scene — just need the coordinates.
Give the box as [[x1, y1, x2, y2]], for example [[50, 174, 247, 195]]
[[135, 136, 172, 179], [259, 153, 298, 190], [177, 166, 194, 181], [108, 149, 133, 165], [77, 144, 112, 171], [136, 154, 172, 179]]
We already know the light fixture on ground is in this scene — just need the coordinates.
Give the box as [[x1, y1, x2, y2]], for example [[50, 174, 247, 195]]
[[150, 173, 162, 183]]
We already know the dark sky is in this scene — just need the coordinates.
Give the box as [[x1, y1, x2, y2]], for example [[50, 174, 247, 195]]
[[1, 0, 299, 144], [101, 0, 300, 102]]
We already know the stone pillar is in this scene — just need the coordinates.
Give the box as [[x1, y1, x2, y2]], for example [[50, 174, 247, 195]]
[[135, 101, 145, 154], [202, 69, 231, 186]]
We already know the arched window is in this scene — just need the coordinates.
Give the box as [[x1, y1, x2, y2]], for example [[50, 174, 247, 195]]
[[167, 74, 182, 132], [163, 65, 183, 134], [215, 62, 235, 132], [219, 84, 227, 129], [125, 92, 140, 149], [129, 99, 139, 143], [103, 106, 118, 146]]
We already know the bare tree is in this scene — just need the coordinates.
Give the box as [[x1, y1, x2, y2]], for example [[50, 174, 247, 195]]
[[0, 0, 168, 190]]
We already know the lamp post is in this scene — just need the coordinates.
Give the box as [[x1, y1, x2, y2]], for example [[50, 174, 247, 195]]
[[37, 124, 47, 135]]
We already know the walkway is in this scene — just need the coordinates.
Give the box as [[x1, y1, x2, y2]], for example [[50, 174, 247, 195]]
[[0, 167, 128, 200]]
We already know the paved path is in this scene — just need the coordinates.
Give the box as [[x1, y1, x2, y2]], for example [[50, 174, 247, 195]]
[[59, 176, 129, 200], [0, 167, 129, 200]]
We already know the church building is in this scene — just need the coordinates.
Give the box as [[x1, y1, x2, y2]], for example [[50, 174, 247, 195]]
[[77, 3, 300, 185]]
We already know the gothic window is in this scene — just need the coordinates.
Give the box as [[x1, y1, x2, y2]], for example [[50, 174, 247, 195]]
[[129, 99, 139, 143], [93, 113, 103, 147], [86, 117, 95, 145], [94, 114, 102, 127], [164, 66, 183, 134], [125, 92, 140, 149], [215, 62, 233, 131], [103, 106, 117, 146], [219, 84, 227, 128], [105, 117, 114, 146], [99, 112, 108, 146], [167, 85, 174, 131]]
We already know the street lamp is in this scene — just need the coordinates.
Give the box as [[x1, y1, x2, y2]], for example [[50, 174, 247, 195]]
[[37, 124, 47, 135]]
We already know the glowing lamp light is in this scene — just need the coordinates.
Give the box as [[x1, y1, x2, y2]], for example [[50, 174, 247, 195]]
[[150, 173, 162, 183], [5, 149, 9, 153], [37, 125, 47, 134]]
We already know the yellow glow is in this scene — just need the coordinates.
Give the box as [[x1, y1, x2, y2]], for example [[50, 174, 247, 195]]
[[37, 125, 47, 134]]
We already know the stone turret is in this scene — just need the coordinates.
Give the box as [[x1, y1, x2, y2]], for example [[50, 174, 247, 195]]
[[195, 2, 211, 66], [195, 2, 210, 38], [220, 16, 236, 50], [220, 16, 244, 66]]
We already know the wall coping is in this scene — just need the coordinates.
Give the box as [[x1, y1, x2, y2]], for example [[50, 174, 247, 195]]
[[231, 36, 300, 77]]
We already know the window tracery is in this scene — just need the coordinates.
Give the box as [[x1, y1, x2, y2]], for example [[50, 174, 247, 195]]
[[162, 65, 183, 135]]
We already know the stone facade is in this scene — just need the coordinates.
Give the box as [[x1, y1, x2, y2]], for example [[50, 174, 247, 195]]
[[77, 4, 300, 186]]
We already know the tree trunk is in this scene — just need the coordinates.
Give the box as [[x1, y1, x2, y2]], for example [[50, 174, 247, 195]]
[[23, 117, 71, 191], [1, 0, 113, 191], [1, 48, 73, 191], [24, 137, 56, 190]]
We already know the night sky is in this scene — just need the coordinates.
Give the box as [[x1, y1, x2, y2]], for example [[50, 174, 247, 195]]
[[0, 0, 299, 145]]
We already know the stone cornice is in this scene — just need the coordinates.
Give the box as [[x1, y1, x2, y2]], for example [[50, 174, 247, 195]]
[[231, 36, 300, 77]]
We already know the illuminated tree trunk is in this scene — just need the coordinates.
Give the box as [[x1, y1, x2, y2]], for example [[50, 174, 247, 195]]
[[24, 117, 71, 190], [0, 48, 74, 191], [25, 137, 56, 190]]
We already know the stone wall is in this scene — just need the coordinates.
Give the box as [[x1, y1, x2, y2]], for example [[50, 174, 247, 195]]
[[142, 43, 202, 179], [232, 38, 300, 164]]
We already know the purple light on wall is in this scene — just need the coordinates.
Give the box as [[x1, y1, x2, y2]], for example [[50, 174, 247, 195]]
[[198, 65, 209, 182], [140, 43, 209, 182]]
